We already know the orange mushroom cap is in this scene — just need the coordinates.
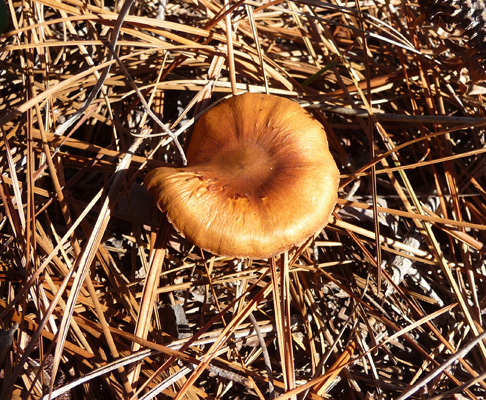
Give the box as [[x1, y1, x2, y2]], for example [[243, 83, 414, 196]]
[[145, 93, 339, 258]]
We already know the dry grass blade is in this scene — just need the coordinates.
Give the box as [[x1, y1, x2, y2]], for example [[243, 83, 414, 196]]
[[2, 0, 486, 399]]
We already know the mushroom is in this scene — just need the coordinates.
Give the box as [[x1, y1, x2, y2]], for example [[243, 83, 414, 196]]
[[144, 92, 339, 258]]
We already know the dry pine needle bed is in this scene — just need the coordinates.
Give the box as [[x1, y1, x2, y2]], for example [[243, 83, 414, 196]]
[[1, 0, 486, 399]]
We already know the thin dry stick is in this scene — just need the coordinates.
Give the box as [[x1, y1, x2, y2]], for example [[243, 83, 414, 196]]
[[104, 43, 186, 165], [249, 313, 275, 399], [396, 331, 486, 400], [137, 355, 254, 400], [54, 0, 134, 136], [430, 370, 486, 400]]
